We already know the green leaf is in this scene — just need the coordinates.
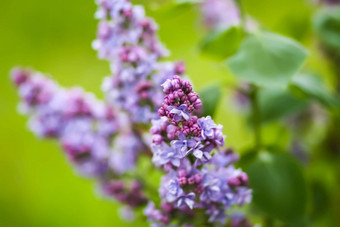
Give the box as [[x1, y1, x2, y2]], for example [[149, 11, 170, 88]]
[[200, 26, 244, 61], [226, 31, 308, 88], [290, 74, 340, 108], [247, 152, 307, 222], [313, 7, 340, 54], [259, 89, 309, 123], [198, 84, 222, 117]]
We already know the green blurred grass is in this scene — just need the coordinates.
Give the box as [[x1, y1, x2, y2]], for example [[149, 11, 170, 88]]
[[0, 0, 335, 226]]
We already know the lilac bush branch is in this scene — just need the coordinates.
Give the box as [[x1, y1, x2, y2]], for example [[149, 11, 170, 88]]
[[11, 0, 252, 225]]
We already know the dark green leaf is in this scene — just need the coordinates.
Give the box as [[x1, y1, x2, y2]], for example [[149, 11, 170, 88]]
[[226, 31, 308, 88], [290, 74, 340, 108], [259, 89, 309, 123], [247, 152, 307, 222], [313, 7, 340, 54], [200, 26, 243, 61], [198, 84, 222, 117], [311, 180, 330, 219]]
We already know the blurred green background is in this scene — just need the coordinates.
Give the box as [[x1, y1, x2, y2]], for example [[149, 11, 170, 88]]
[[0, 0, 338, 226]]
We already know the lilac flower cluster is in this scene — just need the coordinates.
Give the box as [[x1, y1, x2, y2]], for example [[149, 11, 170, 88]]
[[11, 0, 187, 217], [201, 0, 257, 31], [11, 68, 147, 209], [12, 68, 117, 176], [93, 0, 185, 123], [11, 0, 253, 225], [147, 77, 252, 226]]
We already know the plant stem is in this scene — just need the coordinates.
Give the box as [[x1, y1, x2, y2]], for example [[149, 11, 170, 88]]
[[234, 0, 246, 31], [249, 84, 262, 150]]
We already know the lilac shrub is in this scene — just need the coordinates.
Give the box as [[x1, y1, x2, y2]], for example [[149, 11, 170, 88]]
[[147, 76, 252, 226]]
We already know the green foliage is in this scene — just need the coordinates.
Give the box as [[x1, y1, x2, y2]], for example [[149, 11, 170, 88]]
[[259, 89, 308, 123], [200, 26, 244, 61], [198, 83, 222, 117], [226, 31, 308, 88], [290, 74, 340, 108], [247, 151, 307, 223], [313, 7, 340, 54]]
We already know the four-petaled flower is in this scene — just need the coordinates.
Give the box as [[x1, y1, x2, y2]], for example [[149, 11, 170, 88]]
[[176, 192, 196, 209], [170, 133, 197, 157], [168, 104, 190, 122], [198, 116, 216, 140]]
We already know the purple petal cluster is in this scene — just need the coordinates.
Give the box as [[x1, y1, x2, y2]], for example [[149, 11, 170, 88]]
[[11, 68, 151, 210], [148, 77, 252, 225], [94, 0, 185, 123], [12, 68, 118, 177]]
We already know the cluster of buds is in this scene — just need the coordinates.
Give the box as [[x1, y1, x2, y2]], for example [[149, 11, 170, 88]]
[[94, 0, 185, 123], [100, 180, 148, 208], [147, 77, 252, 226]]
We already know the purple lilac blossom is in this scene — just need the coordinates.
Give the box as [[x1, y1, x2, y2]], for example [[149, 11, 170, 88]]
[[11, 68, 118, 177], [94, 0, 185, 123], [11, 68, 150, 210], [11, 0, 253, 225], [12, 0, 187, 219], [147, 77, 252, 226]]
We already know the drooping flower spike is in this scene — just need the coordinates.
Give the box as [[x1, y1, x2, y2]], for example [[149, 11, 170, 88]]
[[11, 68, 148, 209]]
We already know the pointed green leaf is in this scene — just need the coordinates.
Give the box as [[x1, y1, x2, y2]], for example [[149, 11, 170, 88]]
[[200, 26, 243, 61], [290, 74, 340, 108], [313, 7, 340, 53], [226, 32, 308, 88], [247, 152, 307, 222], [259, 89, 309, 123]]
